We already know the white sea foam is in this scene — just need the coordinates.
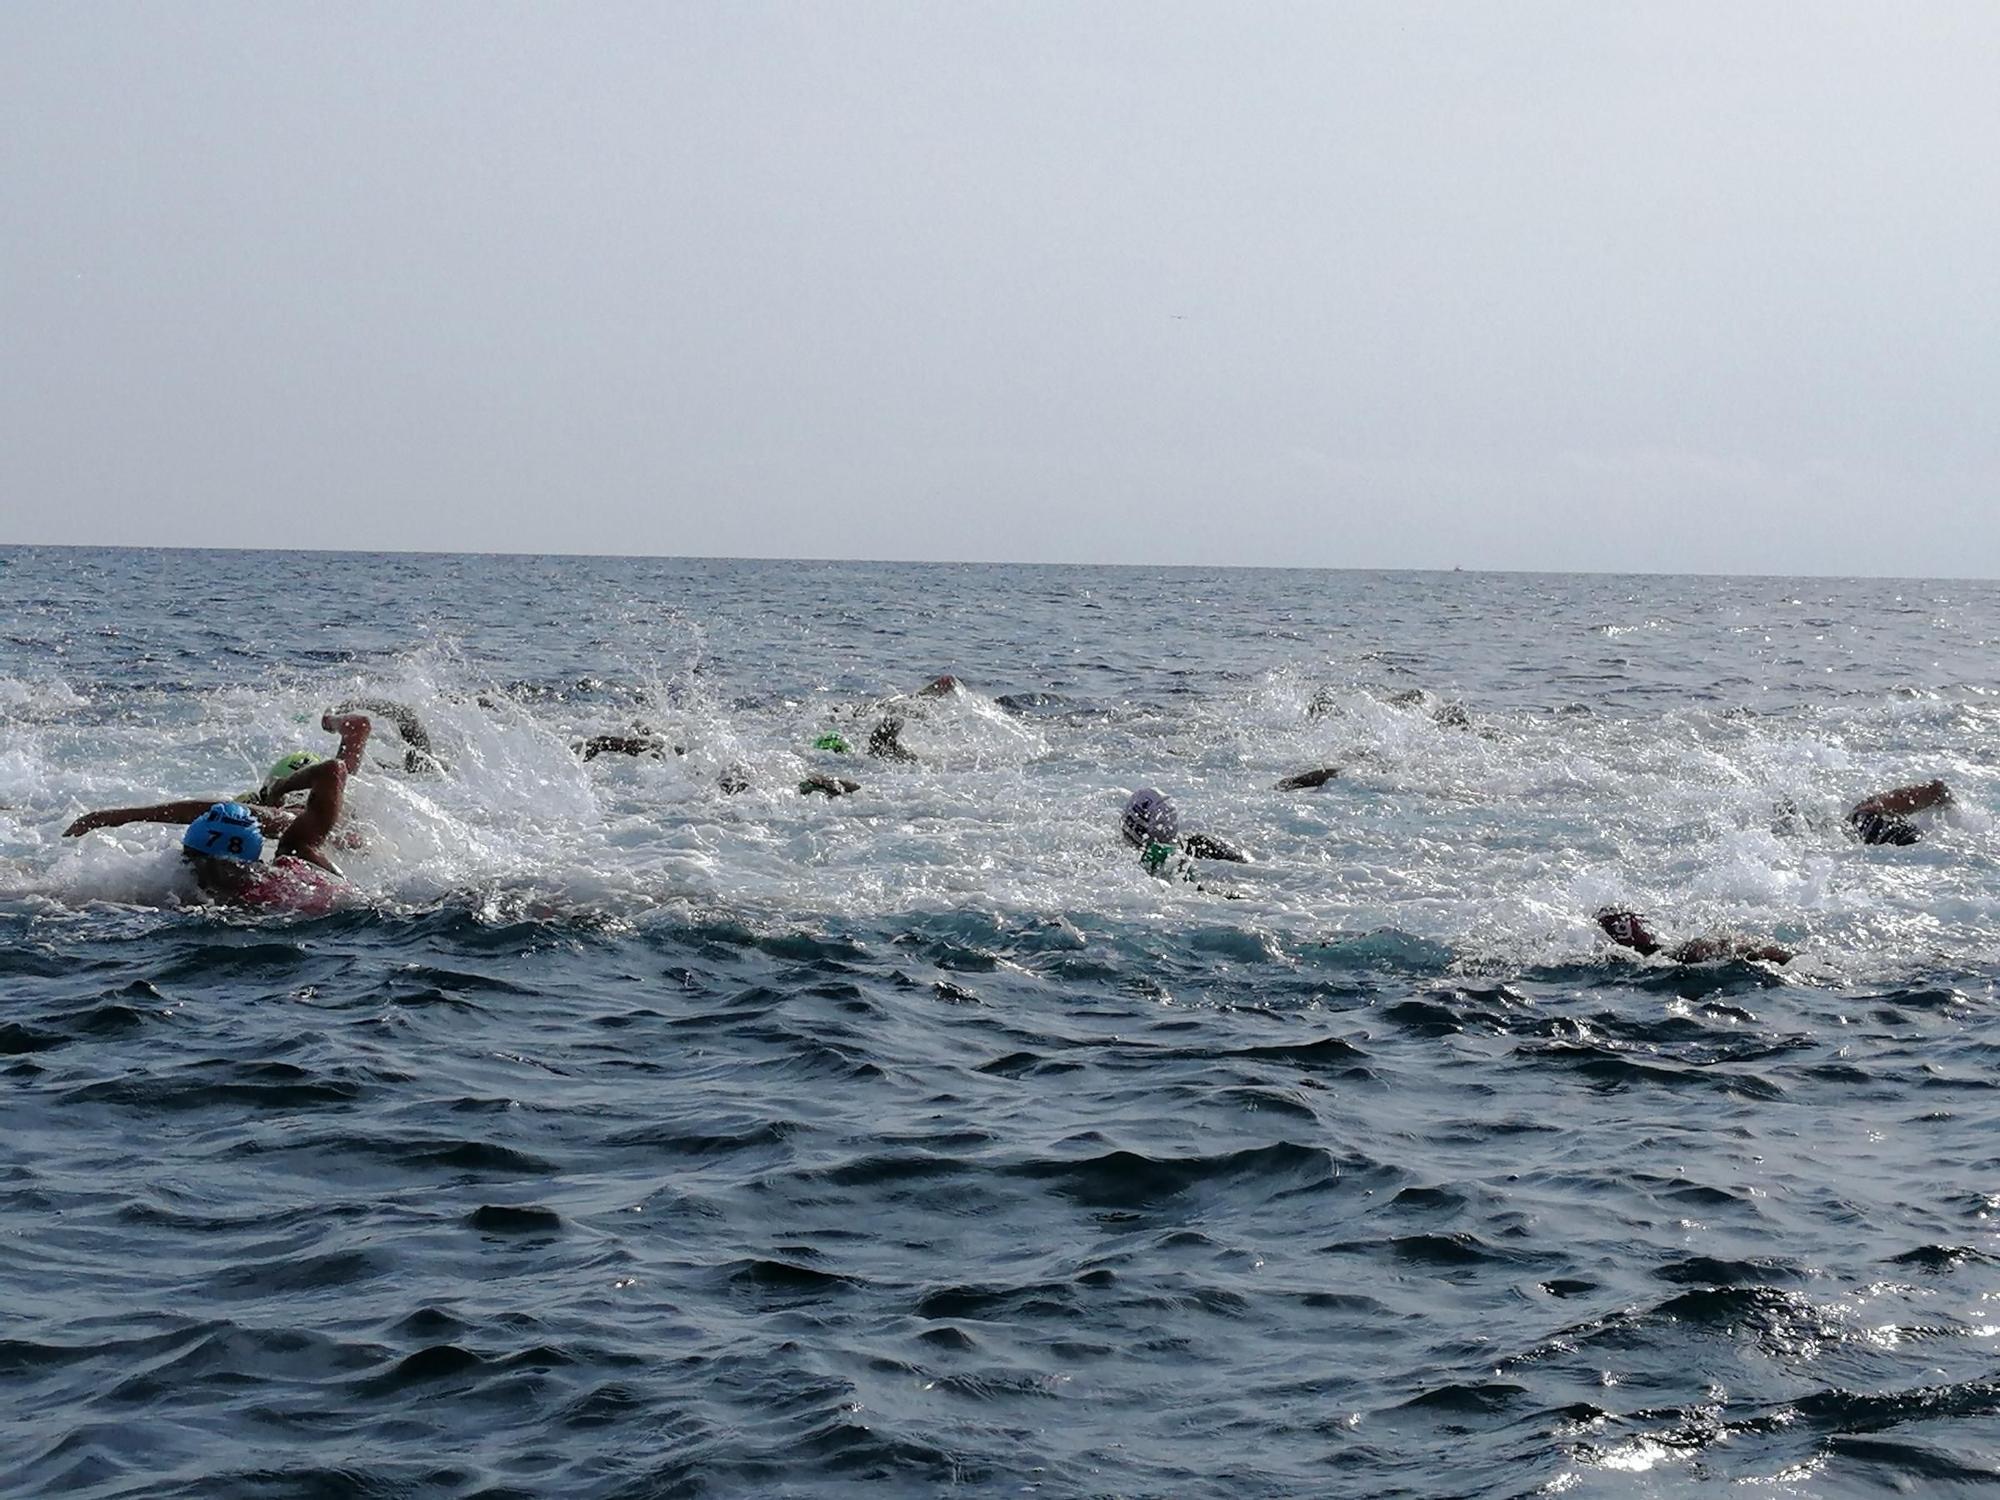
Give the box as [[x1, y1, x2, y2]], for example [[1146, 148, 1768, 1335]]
[[2, 639, 1994, 981]]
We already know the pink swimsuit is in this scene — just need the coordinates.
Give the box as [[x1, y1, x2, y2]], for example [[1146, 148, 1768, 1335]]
[[237, 858, 348, 915]]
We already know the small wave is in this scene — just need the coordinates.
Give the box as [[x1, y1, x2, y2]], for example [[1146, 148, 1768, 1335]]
[[1007, 1141, 1341, 1209]]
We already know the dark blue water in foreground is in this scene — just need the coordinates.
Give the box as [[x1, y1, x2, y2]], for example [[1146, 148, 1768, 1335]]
[[5, 547, 2000, 1497]]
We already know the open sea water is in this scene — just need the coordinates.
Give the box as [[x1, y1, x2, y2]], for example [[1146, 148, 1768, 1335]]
[[4, 545, 2000, 1498]]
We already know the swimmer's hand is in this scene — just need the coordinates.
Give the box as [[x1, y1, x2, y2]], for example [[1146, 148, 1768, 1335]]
[[64, 810, 118, 836], [322, 713, 373, 774]]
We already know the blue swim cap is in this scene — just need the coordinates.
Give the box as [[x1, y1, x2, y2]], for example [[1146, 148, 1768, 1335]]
[[183, 802, 264, 863]]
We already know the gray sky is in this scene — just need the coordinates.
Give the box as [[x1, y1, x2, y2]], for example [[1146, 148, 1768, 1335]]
[[3, 2, 1995, 574]]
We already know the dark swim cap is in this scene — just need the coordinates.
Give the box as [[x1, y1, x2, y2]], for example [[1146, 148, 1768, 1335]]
[[183, 802, 264, 863], [1597, 909, 1641, 944], [1595, 907, 1661, 956]]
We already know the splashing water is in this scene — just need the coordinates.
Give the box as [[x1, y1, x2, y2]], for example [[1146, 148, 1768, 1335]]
[[4, 546, 2000, 1498]]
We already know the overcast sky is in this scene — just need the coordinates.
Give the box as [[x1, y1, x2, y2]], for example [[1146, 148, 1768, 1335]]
[[2, 3, 1995, 574]]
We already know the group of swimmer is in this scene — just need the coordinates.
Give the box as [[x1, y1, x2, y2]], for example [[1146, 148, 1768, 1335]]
[[55, 679, 965, 913], [63, 712, 372, 914], [1593, 778, 1954, 963], [1118, 759, 1955, 965], [59, 676, 1961, 954]]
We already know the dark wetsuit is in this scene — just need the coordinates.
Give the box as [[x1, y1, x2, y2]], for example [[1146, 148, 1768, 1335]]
[[1849, 809, 1921, 846]]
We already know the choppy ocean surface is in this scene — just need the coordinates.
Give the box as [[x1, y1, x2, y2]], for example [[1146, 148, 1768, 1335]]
[[4, 546, 2000, 1498]]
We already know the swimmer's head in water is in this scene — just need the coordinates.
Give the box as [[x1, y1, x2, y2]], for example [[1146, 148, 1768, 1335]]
[[1121, 788, 1180, 849], [918, 674, 960, 698], [261, 751, 317, 794], [183, 802, 264, 864], [1595, 907, 1660, 956], [813, 732, 852, 754]]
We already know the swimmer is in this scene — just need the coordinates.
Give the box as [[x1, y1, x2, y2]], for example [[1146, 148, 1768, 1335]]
[[573, 732, 684, 761], [65, 714, 372, 838], [1847, 779, 1952, 846], [791, 733, 861, 793], [178, 756, 352, 911], [819, 674, 965, 761], [248, 749, 318, 805], [66, 745, 359, 914], [799, 774, 861, 798], [1121, 788, 1250, 875], [1308, 685, 1469, 729], [858, 674, 970, 761], [1387, 689, 1472, 730], [849, 674, 962, 718], [867, 715, 918, 763], [1120, 788, 1247, 895], [1121, 787, 1182, 875], [1596, 908, 1792, 966], [1276, 767, 1342, 791], [332, 698, 443, 773]]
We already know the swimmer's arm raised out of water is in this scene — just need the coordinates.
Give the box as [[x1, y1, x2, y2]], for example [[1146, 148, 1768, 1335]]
[[265, 757, 349, 873], [867, 716, 917, 763], [332, 699, 438, 772], [320, 713, 372, 775]]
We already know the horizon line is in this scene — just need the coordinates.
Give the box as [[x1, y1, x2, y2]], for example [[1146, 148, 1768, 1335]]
[[0, 538, 1992, 586]]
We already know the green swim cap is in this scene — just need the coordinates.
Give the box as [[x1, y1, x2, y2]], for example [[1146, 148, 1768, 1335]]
[[266, 751, 317, 786], [813, 733, 852, 754]]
